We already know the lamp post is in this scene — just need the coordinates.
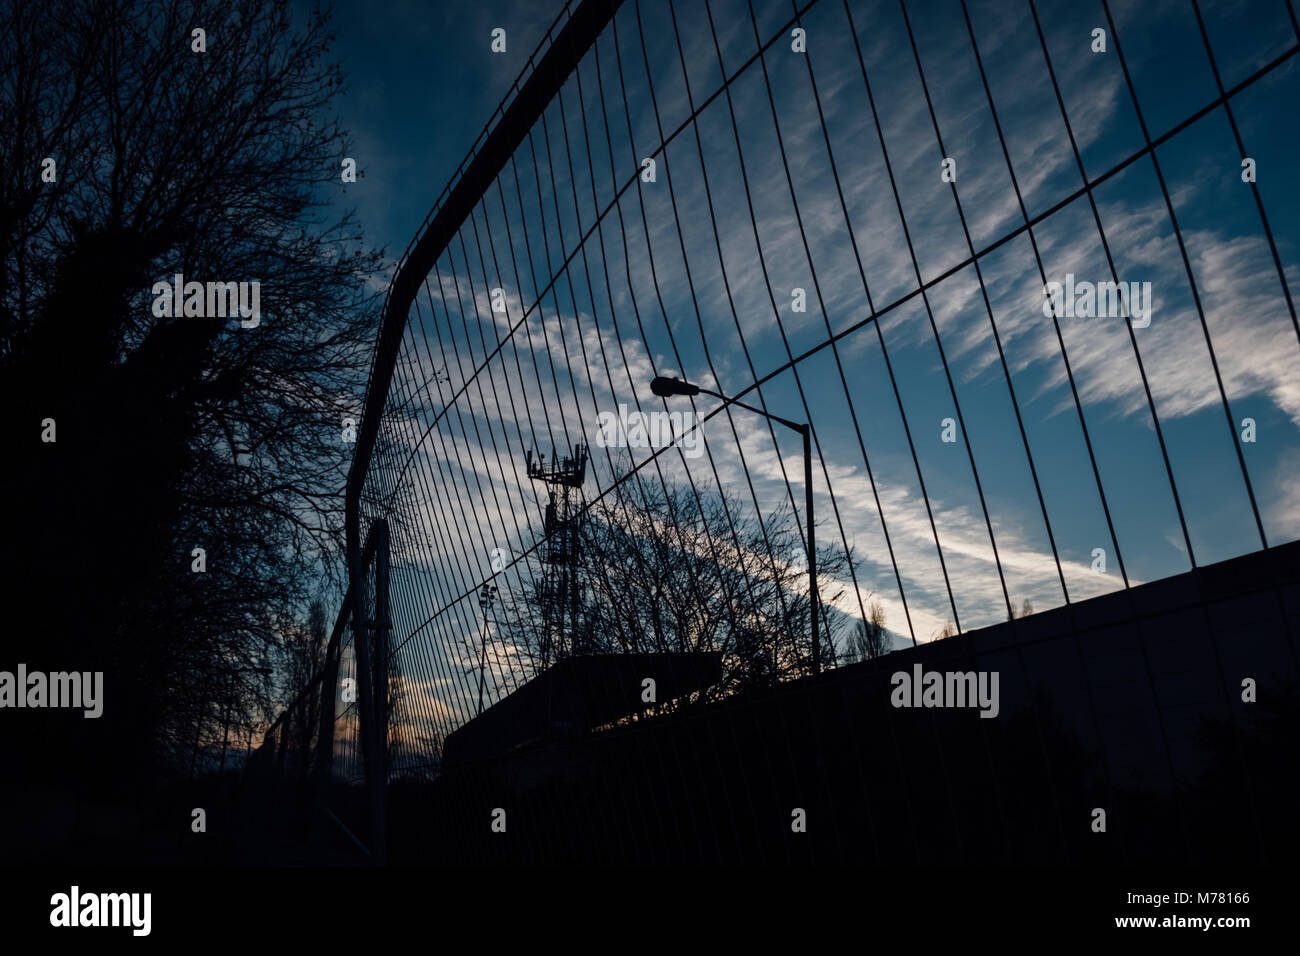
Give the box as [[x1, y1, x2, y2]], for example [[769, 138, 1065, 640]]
[[649, 376, 821, 675]]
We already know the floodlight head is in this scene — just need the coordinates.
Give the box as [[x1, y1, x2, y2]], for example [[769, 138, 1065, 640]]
[[650, 376, 700, 398]]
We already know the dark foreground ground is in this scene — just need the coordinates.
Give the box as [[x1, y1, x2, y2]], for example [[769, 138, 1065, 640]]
[[6, 540, 1298, 867]]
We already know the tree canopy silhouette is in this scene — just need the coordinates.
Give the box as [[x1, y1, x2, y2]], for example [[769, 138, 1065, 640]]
[[489, 470, 859, 702], [0, 0, 381, 790]]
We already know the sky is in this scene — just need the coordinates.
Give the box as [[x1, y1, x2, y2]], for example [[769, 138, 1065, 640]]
[[325, 0, 568, 265], [310, 0, 1300, 744]]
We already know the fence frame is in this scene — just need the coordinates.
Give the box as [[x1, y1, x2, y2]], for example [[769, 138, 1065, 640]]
[[342, 0, 626, 863]]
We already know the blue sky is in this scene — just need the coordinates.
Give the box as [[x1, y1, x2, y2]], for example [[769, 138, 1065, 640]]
[[326, 0, 566, 264], [315, 0, 1300, 730]]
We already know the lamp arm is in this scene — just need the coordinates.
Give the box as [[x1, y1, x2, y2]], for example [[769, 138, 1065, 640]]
[[697, 387, 807, 436]]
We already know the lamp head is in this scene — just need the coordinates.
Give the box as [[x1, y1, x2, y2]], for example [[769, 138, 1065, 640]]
[[650, 376, 700, 398]]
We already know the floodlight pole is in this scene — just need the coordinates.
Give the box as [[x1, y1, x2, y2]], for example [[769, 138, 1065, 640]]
[[649, 377, 820, 675], [477, 583, 497, 715]]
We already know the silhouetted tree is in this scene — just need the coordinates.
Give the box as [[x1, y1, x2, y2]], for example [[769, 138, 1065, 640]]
[[931, 620, 957, 642], [844, 600, 890, 663], [495, 470, 857, 699], [0, 0, 381, 790]]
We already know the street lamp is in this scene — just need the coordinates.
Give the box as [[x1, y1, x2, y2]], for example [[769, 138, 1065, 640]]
[[648, 376, 821, 675]]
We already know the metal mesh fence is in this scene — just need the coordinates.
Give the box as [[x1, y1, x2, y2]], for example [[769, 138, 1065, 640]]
[[355, 0, 1300, 772], [256, 0, 1300, 860]]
